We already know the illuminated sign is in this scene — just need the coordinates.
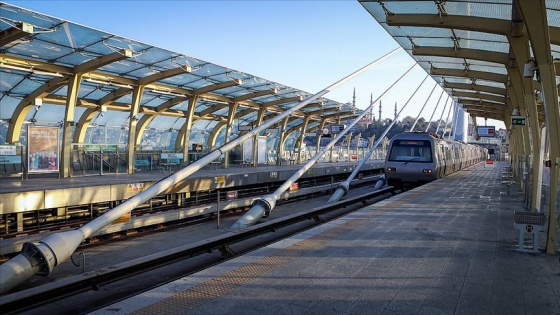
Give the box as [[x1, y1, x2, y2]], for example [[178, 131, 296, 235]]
[[511, 116, 526, 126], [477, 126, 495, 137]]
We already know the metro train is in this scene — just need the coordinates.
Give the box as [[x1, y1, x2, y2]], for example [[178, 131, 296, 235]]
[[384, 132, 486, 189]]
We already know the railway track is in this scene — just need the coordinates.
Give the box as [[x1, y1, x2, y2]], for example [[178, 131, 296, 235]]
[[1, 185, 396, 314], [0, 174, 381, 260]]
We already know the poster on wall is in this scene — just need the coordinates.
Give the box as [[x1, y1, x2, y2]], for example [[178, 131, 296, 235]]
[[27, 125, 59, 173]]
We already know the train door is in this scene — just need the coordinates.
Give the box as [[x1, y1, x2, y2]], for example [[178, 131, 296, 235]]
[[435, 143, 443, 177], [445, 146, 453, 175], [439, 144, 446, 177]]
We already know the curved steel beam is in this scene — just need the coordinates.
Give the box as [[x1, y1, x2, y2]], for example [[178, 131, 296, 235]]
[[431, 67, 508, 85], [6, 77, 68, 143], [452, 91, 507, 104], [386, 14, 510, 35], [413, 46, 510, 65], [443, 82, 507, 96]]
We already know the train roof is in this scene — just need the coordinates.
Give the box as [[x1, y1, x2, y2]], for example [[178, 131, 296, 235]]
[[390, 132, 478, 147]]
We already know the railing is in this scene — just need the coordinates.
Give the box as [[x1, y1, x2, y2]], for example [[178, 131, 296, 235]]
[[0, 145, 388, 177]]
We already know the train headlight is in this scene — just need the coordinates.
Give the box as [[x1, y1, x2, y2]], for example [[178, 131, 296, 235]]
[[422, 169, 433, 173], [387, 167, 396, 172]]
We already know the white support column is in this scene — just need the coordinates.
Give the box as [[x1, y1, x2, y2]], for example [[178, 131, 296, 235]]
[[126, 86, 145, 174], [60, 74, 81, 178]]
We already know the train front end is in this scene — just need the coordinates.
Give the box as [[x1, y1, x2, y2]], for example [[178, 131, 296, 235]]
[[385, 133, 438, 188]]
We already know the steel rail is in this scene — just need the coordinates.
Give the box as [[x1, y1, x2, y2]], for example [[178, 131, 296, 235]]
[[0, 185, 395, 314], [0, 47, 400, 294]]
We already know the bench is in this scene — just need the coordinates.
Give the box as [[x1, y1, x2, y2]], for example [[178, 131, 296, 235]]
[[159, 162, 177, 172], [159, 157, 180, 172], [207, 161, 221, 170], [514, 211, 546, 253]]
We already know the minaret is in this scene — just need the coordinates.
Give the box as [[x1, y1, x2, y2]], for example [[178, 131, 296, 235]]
[[370, 93, 374, 122], [352, 87, 356, 107], [394, 102, 397, 119], [378, 100, 382, 121]]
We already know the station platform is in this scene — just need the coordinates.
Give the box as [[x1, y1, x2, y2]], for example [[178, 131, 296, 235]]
[[0, 160, 383, 194], [92, 161, 560, 315], [0, 160, 384, 217]]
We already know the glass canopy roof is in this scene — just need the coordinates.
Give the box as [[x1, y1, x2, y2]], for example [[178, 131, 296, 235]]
[[0, 2, 358, 142], [359, 0, 560, 122]]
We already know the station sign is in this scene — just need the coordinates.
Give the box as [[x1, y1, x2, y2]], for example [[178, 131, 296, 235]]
[[0, 145, 16, 155], [85, 144, 117, 152], [238, 125, 253, 131], [511, 116, 526, 126], [477, 126, 495, 137], [161, 153, 184, 159], [304, 133, 316, 137], [330, 124, 346, 133]]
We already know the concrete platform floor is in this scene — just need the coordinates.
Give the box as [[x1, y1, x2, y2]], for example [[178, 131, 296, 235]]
[[92, 161, 560, 315]]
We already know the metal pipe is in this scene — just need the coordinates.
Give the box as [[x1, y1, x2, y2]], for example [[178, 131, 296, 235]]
[[0, 48, 401, 295], [410, 82, 437, 131], [228, 57, 410, 231], [328, 73, 428, 203], [229, 111, 366, 231]]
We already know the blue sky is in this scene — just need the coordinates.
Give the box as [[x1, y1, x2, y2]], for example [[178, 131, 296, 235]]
[[8, 0, 505, 129]]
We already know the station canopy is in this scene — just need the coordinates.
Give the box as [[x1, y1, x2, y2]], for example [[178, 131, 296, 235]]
[[0, 3, 359, 146], [360, 0, 560, 124]]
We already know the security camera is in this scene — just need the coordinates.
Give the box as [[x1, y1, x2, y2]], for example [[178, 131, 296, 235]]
[[523, 59, 538, 78]]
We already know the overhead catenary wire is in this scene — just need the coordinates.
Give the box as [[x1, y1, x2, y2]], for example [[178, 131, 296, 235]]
[[446, 101, 457, 139], [435, 95, 451, 135], [229, 61, 418, 230], [410, 82, 437, 132], [327, 71, 430, 203], [425, 89, 446, 132], [441, 96, 454, 138]]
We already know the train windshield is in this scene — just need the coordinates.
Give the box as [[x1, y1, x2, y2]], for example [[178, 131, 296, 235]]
[[388, 140, 433, 162]]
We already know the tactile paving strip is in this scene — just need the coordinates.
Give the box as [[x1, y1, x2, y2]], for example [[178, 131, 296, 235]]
[[131, 217, 366, 314]]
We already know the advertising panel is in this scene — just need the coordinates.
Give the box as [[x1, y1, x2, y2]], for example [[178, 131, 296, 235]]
[[477, 126, 495, 137], [27, 125, 59, 173]]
